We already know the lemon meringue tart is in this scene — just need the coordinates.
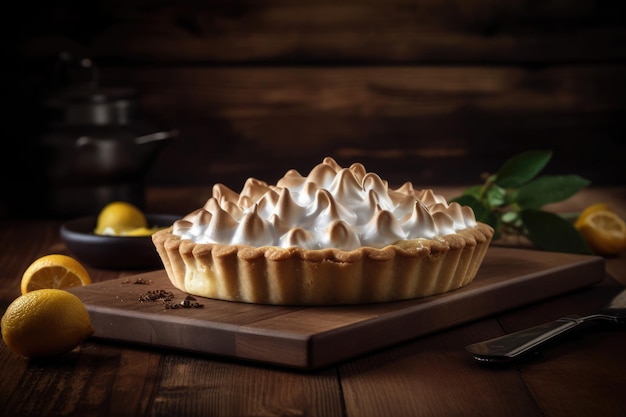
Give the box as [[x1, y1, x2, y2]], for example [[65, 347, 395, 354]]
[[152, 157, 494, 305]]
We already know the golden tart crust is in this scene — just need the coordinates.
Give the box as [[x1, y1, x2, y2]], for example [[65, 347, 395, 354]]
[[152, 222, 493, 305]]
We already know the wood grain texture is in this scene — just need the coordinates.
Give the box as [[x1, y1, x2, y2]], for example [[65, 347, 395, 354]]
[[154, 357, 343, 417], [67, 247, 604, 369], [97, 64, 625, 188], [12, 0, 626, 64], [1, 187, 626, 417], [339, 278, 626, 417], [340, 323, 544, 417], [4, 0, 626, 220], [496, 281, 626, 417]]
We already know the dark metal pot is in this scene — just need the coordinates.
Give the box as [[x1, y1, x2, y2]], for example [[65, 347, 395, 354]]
[[42, 87, 177, 183], [38, 63, 177, 217]]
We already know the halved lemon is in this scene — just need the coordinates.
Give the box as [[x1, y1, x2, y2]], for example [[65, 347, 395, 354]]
[[575, 209, 626, 256], [574, 202, 611, 229], [120, 226, 163, 236], [20, 254, 92, 295], [95, 201, 147, 236]]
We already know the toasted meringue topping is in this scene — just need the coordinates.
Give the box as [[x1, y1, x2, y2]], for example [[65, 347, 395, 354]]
[[172, 157, 478, 250]]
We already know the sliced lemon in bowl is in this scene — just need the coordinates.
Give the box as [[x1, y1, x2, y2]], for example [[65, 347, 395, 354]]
[[95, 201, 148, 236], [120, 226, 164, 236], [20, 254, 92, 295], [575, 209, 626, 256]]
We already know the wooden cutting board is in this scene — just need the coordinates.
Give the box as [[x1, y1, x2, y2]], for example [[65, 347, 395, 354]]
[[69, 247, 605, 369]]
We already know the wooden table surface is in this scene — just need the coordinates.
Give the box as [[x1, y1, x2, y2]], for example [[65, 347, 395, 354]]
[[1, 186, 625, 417]]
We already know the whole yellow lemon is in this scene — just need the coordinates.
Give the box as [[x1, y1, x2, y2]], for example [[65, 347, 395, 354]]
[[1, 289, 94, 358]]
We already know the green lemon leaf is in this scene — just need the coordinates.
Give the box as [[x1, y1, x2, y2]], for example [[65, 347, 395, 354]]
[[450, 195, 485, 217], [516, 175, 591, 209], [520, 209, 592, 254], [501, 211, 520, 225], [450, 195, 499, 232], [451, 151, 591, 254], [460, 185, 483, 201], [483, 211, 502, 237], [486, 185, 506, 207], [494, 150, 552, 188]]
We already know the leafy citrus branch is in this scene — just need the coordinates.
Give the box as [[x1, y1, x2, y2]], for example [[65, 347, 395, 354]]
[[450, 150, 592, 254]]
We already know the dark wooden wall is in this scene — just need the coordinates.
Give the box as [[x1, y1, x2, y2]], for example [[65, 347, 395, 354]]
[[3, 0, 626, 214]]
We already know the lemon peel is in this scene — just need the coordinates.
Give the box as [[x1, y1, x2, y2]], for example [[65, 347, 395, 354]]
[[21, 254, 92, 295], [574, 203, 611, 229], [1, 289, 94, 358], [95, 201, 147, 235], [575, 207, 626, 256], [120, 226, 165, 236]]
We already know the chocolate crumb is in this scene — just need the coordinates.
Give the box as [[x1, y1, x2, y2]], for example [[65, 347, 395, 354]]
[[138, 289, 174, 303], [138, 290, 203, 309], [165, 294, 204, 309], [123, 277, 153, 285]]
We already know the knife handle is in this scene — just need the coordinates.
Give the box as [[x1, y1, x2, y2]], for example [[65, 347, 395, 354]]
[[465, 316, 584, 363]]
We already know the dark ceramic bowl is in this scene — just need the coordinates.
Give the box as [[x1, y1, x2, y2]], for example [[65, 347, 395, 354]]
[[60, 214, 180, 270]]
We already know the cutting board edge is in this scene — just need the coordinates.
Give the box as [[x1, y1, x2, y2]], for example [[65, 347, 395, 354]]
[[302, 254, 606, 369], [86, 303, 246, 357], [71, 248, 607, 370]]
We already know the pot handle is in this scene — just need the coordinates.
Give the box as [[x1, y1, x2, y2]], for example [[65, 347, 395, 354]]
[[135, 129, 179, 145]]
